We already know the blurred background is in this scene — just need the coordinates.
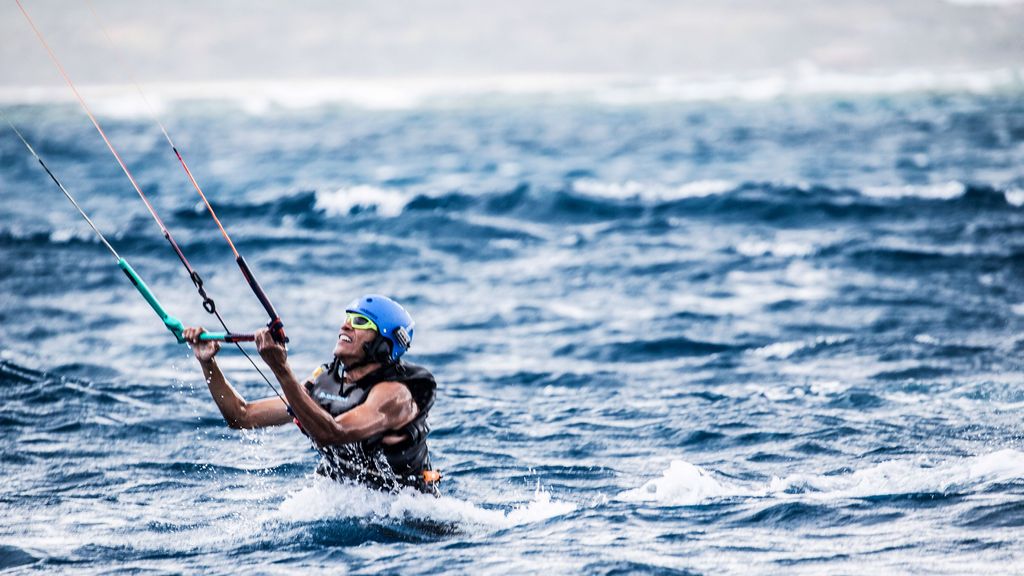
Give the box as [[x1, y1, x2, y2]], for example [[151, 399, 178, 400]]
[[2, 0, 1023, 89]]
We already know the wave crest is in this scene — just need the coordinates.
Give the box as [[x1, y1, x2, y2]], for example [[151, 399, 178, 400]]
[[617, 460, 733, 505], [620, 450, 1024, 507], [571, 179, 736, 202], [314, 185, 411, 217]]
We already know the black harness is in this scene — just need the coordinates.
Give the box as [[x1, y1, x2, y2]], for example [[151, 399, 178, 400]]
[[305, 360, 437, 493]]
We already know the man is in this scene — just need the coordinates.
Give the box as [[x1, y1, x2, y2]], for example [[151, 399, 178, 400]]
[[183, 294, 439, 495]]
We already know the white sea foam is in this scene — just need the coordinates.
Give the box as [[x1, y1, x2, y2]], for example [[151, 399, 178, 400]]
[[571, 179, 736, 202], [1005, 188, 1024, 207], [276, 477, 575, 529], [752, 341, 806, 360], [585, 68, 1023, 105], [314, 185, 411, 217], [861, 181, 966, 200], [620, 450, 1024, 507], [617, 460, 735, 505], [4, 68, 1017, 111], [772, 449, 1024, 498]]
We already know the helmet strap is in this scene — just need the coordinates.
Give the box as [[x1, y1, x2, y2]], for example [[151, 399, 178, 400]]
[[340, 334, 393, 372], [366, 334, 394, 365], [328, 357, 343, 381]]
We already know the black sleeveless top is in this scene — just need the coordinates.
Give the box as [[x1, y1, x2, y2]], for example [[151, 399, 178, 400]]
[[304, 360, 436, 493]]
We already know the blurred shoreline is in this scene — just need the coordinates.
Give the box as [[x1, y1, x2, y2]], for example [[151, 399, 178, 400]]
[[1, 66, 1022, 112]]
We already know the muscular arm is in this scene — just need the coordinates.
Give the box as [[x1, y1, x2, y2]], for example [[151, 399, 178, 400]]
[[255, 330, 418, 446], [199, 357, 292, 429], [185, 326, 291, 429]]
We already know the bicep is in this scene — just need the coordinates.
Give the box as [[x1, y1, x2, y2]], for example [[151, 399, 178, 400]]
[[334, 383, 417, 440]]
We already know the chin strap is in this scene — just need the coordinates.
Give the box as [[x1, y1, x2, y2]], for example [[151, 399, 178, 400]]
[[339, 354, 370, 374], [348, 336, 390, 371], [337, 337, 403, 376], [329, 357, 346, 381]]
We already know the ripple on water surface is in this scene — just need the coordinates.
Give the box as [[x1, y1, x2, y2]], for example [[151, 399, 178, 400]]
[[2, 93, 1024, 573]]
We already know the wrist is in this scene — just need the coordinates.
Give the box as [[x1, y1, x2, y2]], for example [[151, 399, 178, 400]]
[[271, 363, 297, 386]]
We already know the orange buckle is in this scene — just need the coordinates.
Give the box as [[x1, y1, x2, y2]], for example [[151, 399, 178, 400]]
[[422, 469, 441, 484]]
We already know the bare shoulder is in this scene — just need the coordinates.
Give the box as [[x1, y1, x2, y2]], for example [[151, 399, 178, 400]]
[[365, 381, 418, 426], [366, 381, 414, 404]]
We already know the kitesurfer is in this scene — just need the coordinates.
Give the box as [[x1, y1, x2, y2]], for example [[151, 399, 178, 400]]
[[183, 295, 440, 495]]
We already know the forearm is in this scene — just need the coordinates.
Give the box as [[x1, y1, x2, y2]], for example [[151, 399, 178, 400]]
[[200, 358, 251, 428], [271, 362, 358, 444]]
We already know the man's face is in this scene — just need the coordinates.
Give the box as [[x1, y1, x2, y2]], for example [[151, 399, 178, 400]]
[[333, 315, 378, 364]]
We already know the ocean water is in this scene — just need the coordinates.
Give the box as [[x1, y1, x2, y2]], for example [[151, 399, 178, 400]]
[[2, 77, 1024, 574]]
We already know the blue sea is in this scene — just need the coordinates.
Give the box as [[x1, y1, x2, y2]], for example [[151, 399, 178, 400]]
[[2, 74, 1024, 574]]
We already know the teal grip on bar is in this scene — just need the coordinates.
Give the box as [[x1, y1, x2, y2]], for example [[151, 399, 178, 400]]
[[198, 331, 257, 343], [118, 258, 186, 343]]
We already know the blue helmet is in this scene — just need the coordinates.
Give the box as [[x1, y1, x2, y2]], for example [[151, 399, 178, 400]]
[[346, 294, 415, 363]]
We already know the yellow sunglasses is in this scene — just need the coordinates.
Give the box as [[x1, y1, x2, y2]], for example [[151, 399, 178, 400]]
[[345, 312, 378, 332]]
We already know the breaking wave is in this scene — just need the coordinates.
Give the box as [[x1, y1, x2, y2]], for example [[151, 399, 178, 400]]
[[619, 451, 1024, 508]]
